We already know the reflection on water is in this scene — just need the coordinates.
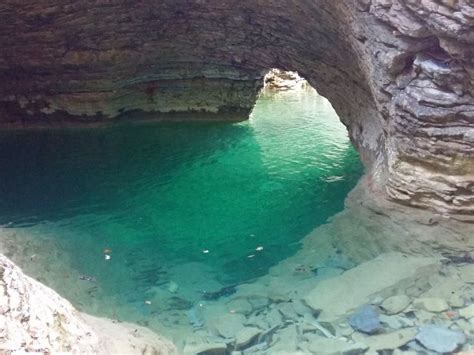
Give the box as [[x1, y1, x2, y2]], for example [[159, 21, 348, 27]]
[[0, 88, 365, 349]]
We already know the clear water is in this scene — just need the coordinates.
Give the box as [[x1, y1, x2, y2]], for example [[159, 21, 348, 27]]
[[0, 88, 362, 326]]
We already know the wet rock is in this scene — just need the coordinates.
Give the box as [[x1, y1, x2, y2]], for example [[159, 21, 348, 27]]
[[459, 304, 474, 320], [360, 328, 417, 352], [304, 253, 438, 321], [415, 325, 466, 353], [234, 327, 261, 350], [348, 305, 381, 334], [413, 297, 448, 313], [381, 295, 410, 315], [305, 335, 368, 354]]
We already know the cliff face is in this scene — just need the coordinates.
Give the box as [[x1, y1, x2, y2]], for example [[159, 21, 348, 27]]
[[0, 0, 473, 216], [0, 255, 177, 354]]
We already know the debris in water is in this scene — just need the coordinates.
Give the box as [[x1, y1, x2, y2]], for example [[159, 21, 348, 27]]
[[248, 254, 255, 258], [103, 248, 112, 254], [144, 300, 152, 305], [256, 246, 264, 251], [105, 254, 111, 260], [202, 249, 209, 254]]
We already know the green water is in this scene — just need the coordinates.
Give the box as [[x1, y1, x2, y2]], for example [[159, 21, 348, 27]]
[[0, 88, 362, 318]]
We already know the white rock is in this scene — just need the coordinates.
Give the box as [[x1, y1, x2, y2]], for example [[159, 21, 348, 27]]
[[413, 297, 448, 313], [381, 295, 411, 314]]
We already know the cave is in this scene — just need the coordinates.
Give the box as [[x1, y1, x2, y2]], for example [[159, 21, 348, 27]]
[[0, 0, 473, 353]]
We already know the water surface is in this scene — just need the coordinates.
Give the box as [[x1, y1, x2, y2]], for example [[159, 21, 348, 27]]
[[0, 88, 362, 324]]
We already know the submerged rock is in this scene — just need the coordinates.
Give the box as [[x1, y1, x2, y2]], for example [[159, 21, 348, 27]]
[[381, 295, 411, 315], [360, 328, 417, 352], [348, 305, 381, 334], [305, 335, 368, 354], [304, 253, 438, 321], [415, 325, 466, 353], [234, 327, 261, 350], [459, 304, 474, 320], [413, 298, 449, 313]]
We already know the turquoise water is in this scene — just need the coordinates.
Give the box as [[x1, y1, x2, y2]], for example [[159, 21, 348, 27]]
[[0, 88, 362, 319]]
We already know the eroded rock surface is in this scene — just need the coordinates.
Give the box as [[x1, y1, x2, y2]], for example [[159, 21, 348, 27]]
[[0, 255, 177, 354], [0, 0, 472, 216]]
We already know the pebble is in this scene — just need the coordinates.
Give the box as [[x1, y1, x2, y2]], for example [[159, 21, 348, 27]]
[[413, 297, 448, 313], [348, 305, 381, 334], [381, 295, 410, 315], [416, 325, 466, 353]]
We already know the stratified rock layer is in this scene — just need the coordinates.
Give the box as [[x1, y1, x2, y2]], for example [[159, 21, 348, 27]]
[[0, 255, 177, 354], [0, 0, 473, 216]]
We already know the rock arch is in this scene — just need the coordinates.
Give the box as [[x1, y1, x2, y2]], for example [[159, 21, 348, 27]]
[[0, 0, 473, 217]]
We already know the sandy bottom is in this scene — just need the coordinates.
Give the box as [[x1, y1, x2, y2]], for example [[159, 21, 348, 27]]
[[1, 179, 473, 354]]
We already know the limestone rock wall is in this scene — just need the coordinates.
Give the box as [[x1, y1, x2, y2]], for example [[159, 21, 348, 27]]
[[0, 0, 473, 216], [0, 255, 177, 354]]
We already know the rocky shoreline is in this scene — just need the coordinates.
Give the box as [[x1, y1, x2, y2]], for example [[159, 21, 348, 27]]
[[1, 179, 473, 354]]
